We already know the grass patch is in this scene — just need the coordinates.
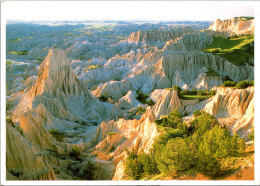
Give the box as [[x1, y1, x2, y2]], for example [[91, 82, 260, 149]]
[[136, 92, 155, 106], [6, 60, 13, 65], [108, 132, 117, 136], [203, 35, 254, 66], [169, 86, 216, 101], [9, 38, 21, 42], [6, 117, 15, 128], [36, 57, 45, 61], [84, 65, 101, 72], [136, 92, 149, 104], [48, 128, 66, 142], [221, 80, 254, 89], [9, 50, 28, 55], [136, 106, 146, 115], [69, 145, 82, 160], [206, 68, 220, 77], [181, 94, 211, 100]]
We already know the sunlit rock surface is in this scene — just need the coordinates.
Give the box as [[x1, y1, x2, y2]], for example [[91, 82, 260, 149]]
[[209, 17, 254, 35]]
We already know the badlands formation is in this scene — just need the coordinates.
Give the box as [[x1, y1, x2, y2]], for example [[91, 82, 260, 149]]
[[6, 17, 254, 180], [209, 16, 254, 35]]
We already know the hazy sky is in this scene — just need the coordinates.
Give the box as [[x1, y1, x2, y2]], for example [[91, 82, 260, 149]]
[[2, 1, 254, 21]]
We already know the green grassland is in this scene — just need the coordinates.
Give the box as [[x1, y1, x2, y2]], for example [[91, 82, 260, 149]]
[[84, 65, 102, 72], [6, 60, 13, 65], [206, 68, 220, 77], [181, 94, 212, 100], [203, 35, 254, 66], [9, 50, 28, 55]]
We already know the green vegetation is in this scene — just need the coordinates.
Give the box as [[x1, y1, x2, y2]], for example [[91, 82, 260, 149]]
[[69, 145, 81, 160], [248, 126, 254, 141], [17, 128, 25, 137], [6, 60, 13, 65], [80, 161, 97, 179], [124, 149, 158, 180], [99, 95, 108, 102], [206, 68, 220, 77], [221, 80, 254, 89], [135, 91, 155, 106], [180, 94, 211, 100], [147, 99, 155, 106], [36, 57, 45, 61], [235, 80, 254, 89], [136, 91, 150, 104], [9, 50, 28, 55], [124, 110, 247, 180], [10, 38, 21, 42], [203, 35, 254, 66], [48, 128, 66, 142], [136, 106, 146, 115], [222, 80, 237, 87], [168, 86, 216, 101], [6, 117, 15, 128], [84, 65, 101, 72], [108, 132, 117, 136]]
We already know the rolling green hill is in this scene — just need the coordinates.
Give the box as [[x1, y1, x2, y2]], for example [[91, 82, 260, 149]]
[[203, 35, 254, 66]]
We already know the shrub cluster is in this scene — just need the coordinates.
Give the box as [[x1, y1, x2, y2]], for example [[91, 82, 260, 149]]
[[48, 128, 66, 142], [235, 80, 254, 89], [125, 110, 246, 179], [136, 91, 155, 106], [222, 80, 236, 87], [99, 95, 108, 102], [124, 149, 158, 179], [171, 86, 216, 100], [69, 145, 82, 160], [136, 106, 146, 115], [222, 80, 254, 89]]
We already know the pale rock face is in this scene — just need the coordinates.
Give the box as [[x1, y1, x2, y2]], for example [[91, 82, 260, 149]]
[[9, 48, 127, 179], [162, 32, 213, 53], [92, 107, 158, 180], [162, 51, 253, 86], [6, 123, 55, 180], [14, 48, 122, 124], [196, 76, 223, 90], [152, 89, 183, 118], [150, 88, 209, 117], [203, 87, 254, 138], [127, 28, 195, 48], [209, 17, 254, 35], [148, 85, 254, 139], [117, 90, 141, 109], [80, 32, 253, 104]]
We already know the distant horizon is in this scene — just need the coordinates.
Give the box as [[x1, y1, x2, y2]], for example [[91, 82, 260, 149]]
[[5, 16, 254, 25], [2, 1, 254, 22]]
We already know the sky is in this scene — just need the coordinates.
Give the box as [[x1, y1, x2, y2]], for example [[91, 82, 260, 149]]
[[2, 1, 255, 21]]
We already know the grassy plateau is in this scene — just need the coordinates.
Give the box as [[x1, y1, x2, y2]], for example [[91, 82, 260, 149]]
[[203, 35, 254, 66]]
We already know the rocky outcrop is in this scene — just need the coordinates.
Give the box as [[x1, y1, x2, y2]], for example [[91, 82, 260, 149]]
[[92, 107, 158, 180], [152, 89, 183, 118], [14, 48, 122, 124], [6, 122, 56, 180], [150, 88, 208, 118], [149, 86, 254, 140], [87, 31, 253, 102], [127, 28, 194, 49], [209, 17, 254, 35], [203, 87, 254, 138], [162, 32, 213, 53]]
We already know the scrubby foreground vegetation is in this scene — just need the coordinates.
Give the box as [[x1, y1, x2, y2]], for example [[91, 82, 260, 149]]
[[124, 110, 252, 180]]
